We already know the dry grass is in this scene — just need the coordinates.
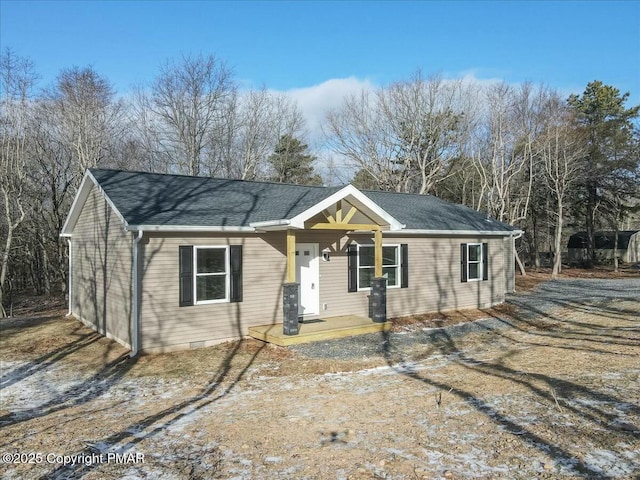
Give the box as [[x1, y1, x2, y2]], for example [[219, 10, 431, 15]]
[[389, 303, 517, 333], [514, 264, 639, 291], [2, 280, 639, 479], [2, 264, 636, 379]]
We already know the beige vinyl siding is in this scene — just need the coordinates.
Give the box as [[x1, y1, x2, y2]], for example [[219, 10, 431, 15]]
[[71, 186, 132, 347], [139, 230, 510, 351], [299, 233, 507, 319], [139, 232, 286, 351]]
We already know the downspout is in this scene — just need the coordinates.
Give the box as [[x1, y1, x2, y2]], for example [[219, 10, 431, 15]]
[[130, 230, 144, 358], [66, 238, 72, 317], [511, 231, 525, 289]]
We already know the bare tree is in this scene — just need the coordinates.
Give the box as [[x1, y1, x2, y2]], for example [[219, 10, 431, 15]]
[[325, 89, 404, 191], [538, 95, 585, 275], [129, 85, 174, 173], [471, 83, 554, 274], [47, 66, 124, 179], [0, 49, 38, 315], [212, 88, 306, 180], [149, 54, 235, 176], [325, 72, 470, 194], [380, 73, 469, 194]]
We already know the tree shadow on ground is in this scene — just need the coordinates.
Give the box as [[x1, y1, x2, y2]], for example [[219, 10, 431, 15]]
[[0, 323, 103, 392], [379, 293, 639, 478], [42, 337, 266, 479]]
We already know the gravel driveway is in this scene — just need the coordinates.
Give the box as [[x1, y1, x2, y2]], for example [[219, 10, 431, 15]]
[[291, 277, 640, 360]]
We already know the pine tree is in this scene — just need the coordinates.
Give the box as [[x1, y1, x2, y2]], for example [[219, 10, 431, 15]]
[[268, 135, 322, 185], [567, 81, 640, 266]]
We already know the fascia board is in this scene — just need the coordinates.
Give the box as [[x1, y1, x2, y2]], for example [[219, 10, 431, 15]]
[[61, 172, 92, 236], [288, 185, 404, 230]]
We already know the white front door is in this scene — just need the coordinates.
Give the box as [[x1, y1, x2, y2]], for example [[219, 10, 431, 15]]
[[295, 243, 319, 316]]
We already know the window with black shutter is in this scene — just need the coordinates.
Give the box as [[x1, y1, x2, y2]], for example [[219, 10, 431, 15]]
[[179, 245, 243, 305], [401, 243, 408, 288], [179, 246, 194, 306], [347, 244, 358, 292], [348, 243, 407, 291], [461, 243, 488, 282], [229, 245, 243, 303]]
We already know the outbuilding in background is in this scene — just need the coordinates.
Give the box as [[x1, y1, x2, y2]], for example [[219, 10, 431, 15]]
[[567, 230, 640, 265]]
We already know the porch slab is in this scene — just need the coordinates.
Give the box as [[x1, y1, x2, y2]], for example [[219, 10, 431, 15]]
[[248, 315, 391, 346]]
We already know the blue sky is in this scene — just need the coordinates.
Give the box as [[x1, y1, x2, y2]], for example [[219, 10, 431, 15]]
[[2, 0, 639, 120]]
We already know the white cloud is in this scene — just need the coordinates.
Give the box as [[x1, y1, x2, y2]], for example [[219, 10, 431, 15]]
[[274, 77, 376, 146]]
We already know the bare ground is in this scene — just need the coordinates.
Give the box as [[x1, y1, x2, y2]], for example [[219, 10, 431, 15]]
[[1, 276, 639, 479]]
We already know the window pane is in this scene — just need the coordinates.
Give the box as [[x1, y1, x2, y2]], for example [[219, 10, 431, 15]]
[[383, 266, 398, 286], [469, 263, 479, 280], [383, 246, 397, 265], [196, 275, 226, 301], [359, 246, 374, 267], [197, 248, 226, 273], [359, 268, 373, 289], [468, 244, 481, 262]]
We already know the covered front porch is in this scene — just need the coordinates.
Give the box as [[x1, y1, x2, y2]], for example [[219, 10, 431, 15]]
[[248, 315, 392, 346], [249, 185, 405, 340]]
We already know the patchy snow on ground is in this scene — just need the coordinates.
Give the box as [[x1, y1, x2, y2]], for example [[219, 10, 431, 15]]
[[2, 279, 640, 479]]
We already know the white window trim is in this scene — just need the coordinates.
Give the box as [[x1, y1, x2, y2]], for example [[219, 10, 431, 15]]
[[466, 243, 483, 282], [356, 243, 401, 291], [194, 246, 230, 304]]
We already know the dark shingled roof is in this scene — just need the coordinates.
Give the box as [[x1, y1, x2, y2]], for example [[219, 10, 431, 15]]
[[568, 230, 639, 250], [364, 190, 515, 232], [89, 168, 516, 233], [90, 169, 341, 227]]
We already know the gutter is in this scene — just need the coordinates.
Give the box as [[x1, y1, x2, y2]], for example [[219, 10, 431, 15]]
[[126, 225, 255, 233], [130, 230, 144, 358], [248, 219, 292, 229], [384, 229, 524, 237]]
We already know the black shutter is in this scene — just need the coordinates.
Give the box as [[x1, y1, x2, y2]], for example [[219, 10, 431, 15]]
[[401, 244, 409, 288], [230, 245, 243, 303], [482, 242, 489, 281], [460, 243, 468, 283], [347, 244, 358, 292], [179, 246, 194, 306]]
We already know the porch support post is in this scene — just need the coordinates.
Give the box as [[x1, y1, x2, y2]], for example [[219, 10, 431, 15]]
[[374, 228, 383, 277], [283, 229, 299, 335], [286, 229, 296, 283], [371, 228, 387, 323], [282, 283, 299, 335], [370, 277, 387, 323]]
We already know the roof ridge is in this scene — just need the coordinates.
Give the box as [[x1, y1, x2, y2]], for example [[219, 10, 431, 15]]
[[89, 167, 342, 190], [363, 188, 435, 199]]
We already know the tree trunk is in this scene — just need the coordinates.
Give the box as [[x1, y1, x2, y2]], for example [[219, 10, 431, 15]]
[[586, 184, 597, 267], [552, 204, 563, 277], [532, 211, 540, 269], [613, 228, 619, 273], [0, 226, 14, 318], [41, 233, 51, 295], [515, 248, 526, 276]]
